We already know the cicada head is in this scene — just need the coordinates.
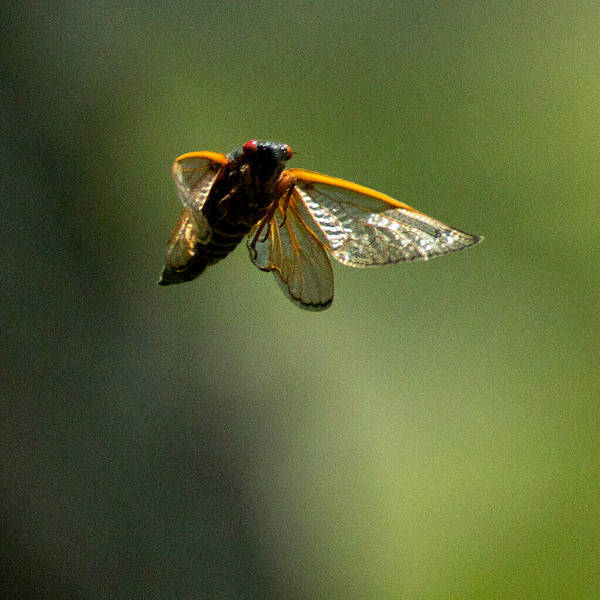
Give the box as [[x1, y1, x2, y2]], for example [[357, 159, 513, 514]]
[[229, 140, 293, 187]]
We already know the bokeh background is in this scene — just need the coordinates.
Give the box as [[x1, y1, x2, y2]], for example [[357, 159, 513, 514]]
[[2, 1, 598, 598]]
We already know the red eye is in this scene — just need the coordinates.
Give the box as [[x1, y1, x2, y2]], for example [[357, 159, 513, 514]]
[[243, 139, 258, 153], [285, 145, 293, 159]]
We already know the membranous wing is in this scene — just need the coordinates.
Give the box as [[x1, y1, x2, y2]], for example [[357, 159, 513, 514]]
[[248, 198, 334, 311], [159, 152, 228, 285], [287, 169, 482, 267], [172, 151, 228, 236]]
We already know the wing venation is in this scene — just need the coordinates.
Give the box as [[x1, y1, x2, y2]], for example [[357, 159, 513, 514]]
[[248, 200, 334, 310], [292, 176, 481, 267]]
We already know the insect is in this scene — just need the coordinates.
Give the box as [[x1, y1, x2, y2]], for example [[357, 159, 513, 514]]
[[158, 140, 482, 310]]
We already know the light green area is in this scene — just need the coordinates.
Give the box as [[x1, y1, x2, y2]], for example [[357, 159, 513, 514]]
[[4, 1, 598, 598]]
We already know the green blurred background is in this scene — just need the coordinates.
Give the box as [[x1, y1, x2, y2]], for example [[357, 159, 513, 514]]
[[2, 1, 598, 598]]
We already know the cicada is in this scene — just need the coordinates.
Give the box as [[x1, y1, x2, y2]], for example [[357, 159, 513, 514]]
[[158, 140, 482, 310]]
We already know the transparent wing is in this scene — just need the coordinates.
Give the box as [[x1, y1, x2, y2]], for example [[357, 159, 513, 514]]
[[247, 198, 334, 311], [160, 152, 228, 285], [158, 208, 208, 285], [287, 168, 482, 267], [172, 151, 228, 214]]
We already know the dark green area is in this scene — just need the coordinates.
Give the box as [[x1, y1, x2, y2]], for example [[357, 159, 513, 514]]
[[2, 2, 598, 598]]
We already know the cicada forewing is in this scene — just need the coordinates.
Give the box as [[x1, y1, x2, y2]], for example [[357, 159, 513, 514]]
[[159, 152, 228, 285], [287, 168, 482, 267]]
